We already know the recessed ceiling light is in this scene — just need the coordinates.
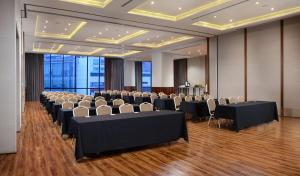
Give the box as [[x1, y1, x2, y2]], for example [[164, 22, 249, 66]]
[[68, 23, 71, 26], [126, 31, 129, 34], [178, 7, 182, 10], [42, 30, 45, 33], [118, 34, 121, 37], [64, 28, 68, 31], [271, 7, 275, 11], [98, 32, 102, 35], [214, 16, 217, 18], [255, 1, 259, 5], [112, 37, 114, 40], [44, 26, 47, 29], [229, 19, 233, 22], [45, 20, 48, 24], [151, 1, 154, 5]]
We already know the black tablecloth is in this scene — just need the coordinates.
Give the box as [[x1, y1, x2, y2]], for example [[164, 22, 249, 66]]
[[123, 95, 134, 104], [69, 111, 188, 160], [180, 101, 210, 121], [215, 101, 279, 132], [134, 97, 151, 105], [154, 98, 175, 110], [58, 105, 140, 135]]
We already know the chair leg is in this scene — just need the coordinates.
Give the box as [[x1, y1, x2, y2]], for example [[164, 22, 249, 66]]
[[217, 119, 221, 128], [208, 116, 214, 126]]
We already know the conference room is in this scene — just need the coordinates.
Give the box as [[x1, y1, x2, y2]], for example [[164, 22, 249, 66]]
[[1, 0, 300, 175]]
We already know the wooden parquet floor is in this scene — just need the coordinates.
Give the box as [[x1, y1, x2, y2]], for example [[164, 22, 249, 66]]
[[0, 102, 300, 176]]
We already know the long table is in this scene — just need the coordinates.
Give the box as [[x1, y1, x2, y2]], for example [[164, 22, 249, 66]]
[[179, 101, 210, 122], [215, 101, 279, 132], [58, 105, 140, 135], [69, 111, 188, 160], [154, 98, 175, 110]]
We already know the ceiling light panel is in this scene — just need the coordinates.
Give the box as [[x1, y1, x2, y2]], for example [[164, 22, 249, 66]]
[[128, 0, 230, 21], [32, 42, 64, 53], [35, 15, 87, 39], [67, 46, 104, 55], [193, 0, 300, 30], [100, 49, 141, 57], [59, 0, 112, 8]]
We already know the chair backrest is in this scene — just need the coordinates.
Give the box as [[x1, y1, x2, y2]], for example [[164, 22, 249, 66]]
[[140, 102, 154, 112], [169, 93, 176, 99], [62, 96, 69, 101], [82, 96, 93, 102], [121, 92, 128, 98], [95, 99, 107, 107], [160, 94, 168, 99], [150, 94, 158, 104], [62, 102, 74, 110], [237, 96, 245, 103], [174, 96, 182, 108], [185, 95, 193, 102], [128, 92, 134, 96], [78, 100, 91, 108], [68, 97, 78, 103], [142, 92, 149, 97], [55, 97, 65, 104], [95, 96, 105, 101], [203, 94, 211, 100], [96, 105, 112, 116], [151, 92, 157, 96], [73, 107, 89, 117], [219, 97, 227, 105], [119, 104, 134, 113], [194, 95, 202, 101], [113, 99, 125, 106], [133, 92, 142, 99], [229, 97, 238, 104], [158, 92, 165, 97], [207, 98, 216, 114], [49, 96, 57, 101], [178, 93, 185, 99]]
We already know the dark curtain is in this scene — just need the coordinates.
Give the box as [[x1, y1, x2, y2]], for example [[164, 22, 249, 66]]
[[135, 61, 142, 91], [105, 58, 124, 90], [174, 59, 187, 89], [25, 53, 44, 101]]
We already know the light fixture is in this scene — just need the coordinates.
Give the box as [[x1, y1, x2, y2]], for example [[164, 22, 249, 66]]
[[68, 23, 71, 26], [255, 1, 260, 5], [44, 26, 47, 29], [133, 36, 194, 48], [45, 20, 48, 24], [126, 31, 129, 34], [118, 34, 121, 37], [151, 1, 154, 5], [229, 19, 233, 22], [193, 6, 300, 31], [64, 28, 68, 31], [178, 7, 182, 10], [98, 32, 102, 35], [214, 15, 217, 18], [32, 43, 64, 53], [271, 7, 274, 11], [68, 48, 104, 55], [59, 0, 112, 8], [42, 30, 45, 33], [128, 0, 230, 21]]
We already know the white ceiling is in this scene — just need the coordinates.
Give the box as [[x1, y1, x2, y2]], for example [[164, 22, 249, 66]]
[[22, 0, 300, 59]]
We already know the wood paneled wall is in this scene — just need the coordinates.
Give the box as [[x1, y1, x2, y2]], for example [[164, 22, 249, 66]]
[[152, 87, 175, 94]]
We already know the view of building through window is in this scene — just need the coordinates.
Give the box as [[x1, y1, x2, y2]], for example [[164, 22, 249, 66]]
[[44, 54, 105, 95], [142, 62, 152, 92]]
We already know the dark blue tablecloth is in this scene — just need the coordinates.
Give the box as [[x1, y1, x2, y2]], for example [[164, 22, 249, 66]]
[[179, 101, 210, 122], [154, 98, 175, 110], [134, 97, 151, 105], [215, 101, 279, 132], [122, 95, 134, 104], [69, 111, 188, 160]]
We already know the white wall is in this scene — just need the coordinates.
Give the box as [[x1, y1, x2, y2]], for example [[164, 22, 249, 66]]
[[247, 22, 281, 112], [0, 0, 17, 153], [124, 60, 135, 86], [187, 56, 206, 87], [284, 17, 300, 117], [209, 37, 218, 98]]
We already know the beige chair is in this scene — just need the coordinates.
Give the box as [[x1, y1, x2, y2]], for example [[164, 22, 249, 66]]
[[178, 93, 185, 99], [194, 95, 202, 101], [160, 94, 168, 99], [62, 96, 69, 101], [57, 94, 63, 98], [128, 92, 135, 96], [55, 97, 65, 104], [95, 99, 107, 107], [73, 107, 89, 117], [219, 97, 227, 105], [150, 94, 158, 104], [82, 96, 93, 102], [96, 105, 112, 116], [62, 102, 74, 110], [142, 92, 150, 97], [49, 96, 57, 101], [68, 97, 78, 104], [95, 96, 105, 101], [158, 92, 165, 97], [121, 92, 128, 99], [119, 104, 134, 113], [203, 94, 211, 100], [185, 95, 193, 102], [169, 93, 176, 99], [237, 96, 245, 103], [113, 99, 125, 106], [133, 92, 142, 100], [78, 100, 91, 108], [140, 102, 153, 112], [151, 92, 157, 96], [174, 96, 182, 111], [207, 98, 220, 128], [229, 97, 238, 104]]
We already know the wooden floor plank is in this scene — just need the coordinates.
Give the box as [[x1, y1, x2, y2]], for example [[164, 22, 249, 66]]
[[0, 102, 300, 176]]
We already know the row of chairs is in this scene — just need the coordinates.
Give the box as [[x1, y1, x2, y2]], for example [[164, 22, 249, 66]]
[[72, 102, 154, 117]]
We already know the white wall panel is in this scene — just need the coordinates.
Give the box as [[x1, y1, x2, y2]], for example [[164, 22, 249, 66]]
[[284, 17, 300, 117], [247, 22, 281, 111], [124, 60, 135, 86], [209, 37, 218, 98], [187, 56, 206, 87], [218, 30, 244, 98]]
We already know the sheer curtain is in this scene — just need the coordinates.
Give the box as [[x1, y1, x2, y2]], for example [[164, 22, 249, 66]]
[[105, 58, 124, 90], [135, 61, 142, 91], [25, 53, 44, 101]]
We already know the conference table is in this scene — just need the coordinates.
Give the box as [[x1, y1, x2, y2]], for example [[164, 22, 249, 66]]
[[69, 110, 188, 160], [215, 101, 279, 132], [154, 98, 175, 110], [58, 105, 140, 135], [179, 101, 210, 122], [94, 93, 121, 101]]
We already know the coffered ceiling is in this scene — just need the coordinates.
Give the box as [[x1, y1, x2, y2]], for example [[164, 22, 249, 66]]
[[22, 0, 300, 59]]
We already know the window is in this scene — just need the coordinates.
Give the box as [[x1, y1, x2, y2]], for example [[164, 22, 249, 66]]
[[142, 62, 152, 92], [43, 54, 105, 95]]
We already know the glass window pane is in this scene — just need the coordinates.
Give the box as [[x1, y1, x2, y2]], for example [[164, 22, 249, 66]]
[[142, 62, 152, 92], [88, 56, 100, 95], [76, 56, 87, 94], [100, 57, 105, 90], [63, 55, 76, 89], [44, 54, 51, 89], [51, 54, 63, 89]]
